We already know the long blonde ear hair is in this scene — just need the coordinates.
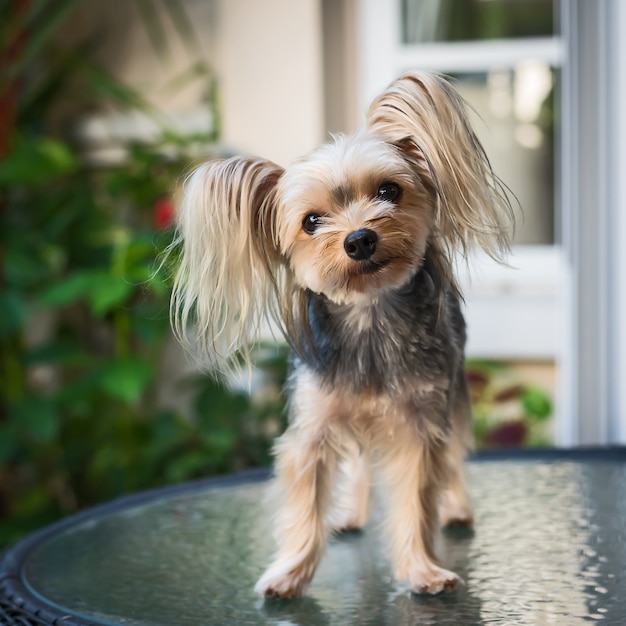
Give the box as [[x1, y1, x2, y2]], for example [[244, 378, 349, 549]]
[[366, 71, 514, 261], [170, 157, 285, 376]]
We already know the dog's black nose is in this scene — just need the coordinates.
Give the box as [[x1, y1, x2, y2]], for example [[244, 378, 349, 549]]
[[344, 229, 378, 261]]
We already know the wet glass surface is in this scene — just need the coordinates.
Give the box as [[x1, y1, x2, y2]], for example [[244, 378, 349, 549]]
[[22, 459, 626, 625]]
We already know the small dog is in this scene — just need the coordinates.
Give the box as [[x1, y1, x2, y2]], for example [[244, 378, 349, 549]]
[[170, 71, 513, 598]]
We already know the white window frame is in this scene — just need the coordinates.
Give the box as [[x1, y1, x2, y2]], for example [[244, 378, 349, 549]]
[[355, 0, 626, 446], [560, 0, 626, 445], [356, 0, 562, 358]]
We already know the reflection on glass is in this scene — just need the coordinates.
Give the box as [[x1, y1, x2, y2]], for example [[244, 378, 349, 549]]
[[402, 0, 557, 44], [21, 461, 625, 625], [449, 66, 555, 245]]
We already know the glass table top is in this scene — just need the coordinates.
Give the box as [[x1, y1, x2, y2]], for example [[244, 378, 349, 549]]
[[2, 451, 626, 625]]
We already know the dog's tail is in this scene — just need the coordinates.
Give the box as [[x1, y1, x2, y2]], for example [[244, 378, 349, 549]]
[[169, 156, 285, 377]]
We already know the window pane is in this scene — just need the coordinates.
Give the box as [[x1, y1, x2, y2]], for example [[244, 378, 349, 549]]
[[450, 66, 556, 245], [402, 0, 557, 44]]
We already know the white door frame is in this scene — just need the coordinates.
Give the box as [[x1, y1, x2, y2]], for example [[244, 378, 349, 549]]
[[560, 0, 626, 445]]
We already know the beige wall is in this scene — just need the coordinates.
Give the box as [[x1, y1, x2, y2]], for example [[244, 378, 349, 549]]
[[61, 0, 325, 167], [58, 0, 216, 114], [215, 0, 325, 166]]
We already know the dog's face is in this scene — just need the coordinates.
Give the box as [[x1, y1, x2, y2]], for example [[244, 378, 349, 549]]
[[273, 132, 436, 304], [172, 71, 513, 374]]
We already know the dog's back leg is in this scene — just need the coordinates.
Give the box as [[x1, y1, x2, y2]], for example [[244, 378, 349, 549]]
[[326, 440, 372, 534], [440, 369, 474, 528]]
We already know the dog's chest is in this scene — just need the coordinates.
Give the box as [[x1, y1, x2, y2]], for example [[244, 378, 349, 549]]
[[302, 272, 460, 395]]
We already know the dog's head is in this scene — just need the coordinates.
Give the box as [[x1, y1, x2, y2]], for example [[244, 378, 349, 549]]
[[273, 132, 434, 304], [171, 71, 513, 371]]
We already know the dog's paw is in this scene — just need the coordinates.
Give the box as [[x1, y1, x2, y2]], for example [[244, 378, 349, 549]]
[[410, 566, 462, 595], [440, 507, 474, 528], [440, 490, 474, 528], [255, 564, 310, 599], [328, 511, 366, 535], [332, 523, 364, 535], [326, 500, 370, 535]]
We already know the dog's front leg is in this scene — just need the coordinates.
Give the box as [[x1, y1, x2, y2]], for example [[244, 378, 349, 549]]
[[381, 414, 461, 595], [255, 421, 340, 599]]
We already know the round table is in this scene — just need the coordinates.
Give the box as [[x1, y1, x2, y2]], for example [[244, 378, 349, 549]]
[[1, 449, 625, 625]]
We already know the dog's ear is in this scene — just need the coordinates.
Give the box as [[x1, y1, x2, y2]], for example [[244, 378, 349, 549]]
[[170, 157, 284, 376], [367, 71, 514, 260]]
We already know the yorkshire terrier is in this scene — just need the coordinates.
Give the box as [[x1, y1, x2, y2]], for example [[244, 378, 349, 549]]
[[170, 71, 513, 599]]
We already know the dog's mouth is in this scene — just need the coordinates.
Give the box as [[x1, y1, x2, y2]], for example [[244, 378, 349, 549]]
[[353, 258, 390, 275]]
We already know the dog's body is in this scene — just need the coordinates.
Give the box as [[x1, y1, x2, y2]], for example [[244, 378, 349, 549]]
[[171, 72, 513, 599]]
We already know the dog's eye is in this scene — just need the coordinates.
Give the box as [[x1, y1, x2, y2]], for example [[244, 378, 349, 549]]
[[302, 213, 323, 234], [377, 182, 402, 203]]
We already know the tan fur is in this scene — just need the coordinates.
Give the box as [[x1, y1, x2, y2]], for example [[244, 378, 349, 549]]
[[170, 158, 285, 375], [256, 368, 462, 597], [276, 135, 434, 303], [170, 70, 513, 599], [440, 374, 475, 527], [327, 444, 371, 533]]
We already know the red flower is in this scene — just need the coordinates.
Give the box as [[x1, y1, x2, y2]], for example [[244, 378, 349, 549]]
[[153, 197, 175, 230], [484, 421, 527, 448]]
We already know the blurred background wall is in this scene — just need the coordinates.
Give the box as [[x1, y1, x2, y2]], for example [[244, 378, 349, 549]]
[[59, 0, 325, 166]]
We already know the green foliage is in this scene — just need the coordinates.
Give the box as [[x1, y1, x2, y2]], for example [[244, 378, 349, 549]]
[[0, 136, 78, 184], [467, 359, 554, 449], [0, 0, 284, 549]]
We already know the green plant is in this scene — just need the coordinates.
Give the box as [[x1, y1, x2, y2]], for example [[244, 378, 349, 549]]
[[0, 1, 286, 549], [467, 360, 553, 448]]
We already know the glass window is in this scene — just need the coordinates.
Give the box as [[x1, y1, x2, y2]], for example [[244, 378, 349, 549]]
[[449, 66, 556, 245], [402, 0, 557, 44], [395, 0, 559, 245]]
